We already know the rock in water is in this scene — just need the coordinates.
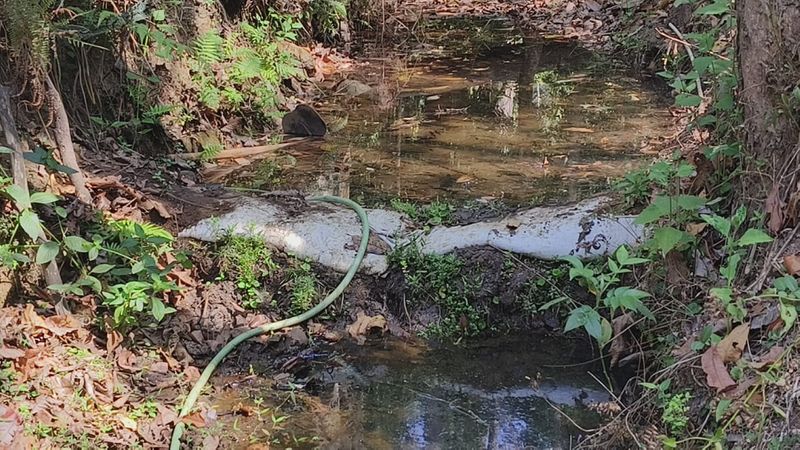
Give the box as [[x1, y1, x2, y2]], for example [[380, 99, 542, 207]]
[[282, 104, 327, 137]]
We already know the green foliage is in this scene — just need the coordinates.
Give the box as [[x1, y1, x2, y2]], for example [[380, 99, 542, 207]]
[[308, 0, 349, 41], [699, 205, 772, 285], [194, 32, 224, 65], [218, 234, 278, 309], [190, 13, 302, 119], [390, 199, 453, 226], [0, 0, 55, 67], [198, 133, 224, 162], [288, 260, 318, 315], [1, 162, 183, 330], [561, 246, 652, 346], [614, 157, 697, 208], [515, 264, 569, 315], [657, 0, 738, 140], [389, 242, 485, 338], [641, 380, 692, 435], [390, 199, 419, 218], [129, 400, 159, 421], [126, 4, 186, 60]]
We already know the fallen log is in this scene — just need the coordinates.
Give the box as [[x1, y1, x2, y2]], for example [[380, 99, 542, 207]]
[[176, 138, 309, 161]]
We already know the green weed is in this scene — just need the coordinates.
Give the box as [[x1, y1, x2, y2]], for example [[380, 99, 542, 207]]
[[641, 380, 691, 436], [390, 199, 453, 226], [129, 400, 159, 421], [557, 246, 653, 347], [190, 12, 302, 120], [1, 160, 186, 331], [287, 260, 318, 315], [307, 0, 348, 41], [389, 242, 485, 338], [218, 234, 278, 309]]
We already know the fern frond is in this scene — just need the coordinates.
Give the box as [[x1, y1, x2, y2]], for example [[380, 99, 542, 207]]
[[144, 104, 174, 118], [194, 32, 224, 65], [108, 219, 173, 242], [197, 132, 224, 162]]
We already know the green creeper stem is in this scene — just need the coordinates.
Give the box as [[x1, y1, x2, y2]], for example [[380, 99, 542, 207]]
[[170, 195, 369, 449]]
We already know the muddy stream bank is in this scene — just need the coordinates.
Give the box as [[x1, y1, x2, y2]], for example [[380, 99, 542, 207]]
[[182, 16, 670, 449]]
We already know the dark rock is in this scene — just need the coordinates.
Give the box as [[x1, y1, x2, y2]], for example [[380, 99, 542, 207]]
[[281, 104, 327, 137]]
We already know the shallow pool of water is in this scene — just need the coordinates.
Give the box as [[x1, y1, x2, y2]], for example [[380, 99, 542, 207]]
[[210, 335, 608, 449], [226, 18, 670, 206]]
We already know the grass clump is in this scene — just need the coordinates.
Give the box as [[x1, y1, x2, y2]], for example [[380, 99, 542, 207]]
[[390, 198, 454, 226], [218, 234, 278, 309], [286, 259, 318, 315], [389, 242, 485, 338]]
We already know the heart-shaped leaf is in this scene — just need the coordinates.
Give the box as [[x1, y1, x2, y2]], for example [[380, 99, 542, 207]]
[[35, 241, 60, 264]]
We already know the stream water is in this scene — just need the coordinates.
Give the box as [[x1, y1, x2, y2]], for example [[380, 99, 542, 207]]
[[227, 17, 671, 206], [209, 17, 665, 449], [212, 335, 607, 449]]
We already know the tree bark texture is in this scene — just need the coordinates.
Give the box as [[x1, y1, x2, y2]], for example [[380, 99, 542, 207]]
[[0, 86, 31, 195], [45, 74, 93, 204], [737, 0, 800, 230], [0, 85, 63, 288]]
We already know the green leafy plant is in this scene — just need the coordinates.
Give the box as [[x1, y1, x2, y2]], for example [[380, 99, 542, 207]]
[[51, 219, 183, 329], [615, 158, 696, 208], [561, 246, 653, 346], [189, 12, 302, 119], [307, 0, 348, 41], [389, 242, 486, 338], [390, 198, 453, 226], [3, 148, 185, 331], [287, 260, 318, 314], [218, 234, 278, 309], [699, 206, 772, 286], [642, 379, 691, 436]]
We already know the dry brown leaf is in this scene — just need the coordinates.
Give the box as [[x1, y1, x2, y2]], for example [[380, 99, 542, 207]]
[[766, 183, 785, 233], [0, 347, 25, 359], [685, 222, 707, 236], [672, 338, 694, 358], [717, 323, 749, 363], [106, 327, 123, 354], [609, 313, 634, 366], [722, 375, 757, 399], [117, 414, 138, 430], [456, 175, 476, 183], [783, 254, 800, 275], [184, 366, 201, 382], [346, 312, 387, 344], [701, 345, 737, 392], [181, 412, 207, 428], [203, 435, 221, 450], [0, 404, 22, 446], [747, 346, 784, 370]]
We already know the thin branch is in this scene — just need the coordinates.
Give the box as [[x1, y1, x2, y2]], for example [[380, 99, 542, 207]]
[[668, 23, 704, 98]]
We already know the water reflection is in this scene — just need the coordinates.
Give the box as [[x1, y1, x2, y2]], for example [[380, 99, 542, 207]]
[[321, 336, 607, 449], [225, 22, 670, 205]]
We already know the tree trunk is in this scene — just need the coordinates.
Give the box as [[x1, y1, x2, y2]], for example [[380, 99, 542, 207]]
[[0, 86, 30, 194], [45, 74, 92, 204], [737, 0, 800, 231]]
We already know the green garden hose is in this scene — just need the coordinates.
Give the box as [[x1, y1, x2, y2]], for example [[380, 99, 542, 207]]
[[170, 195, 370, 449]]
